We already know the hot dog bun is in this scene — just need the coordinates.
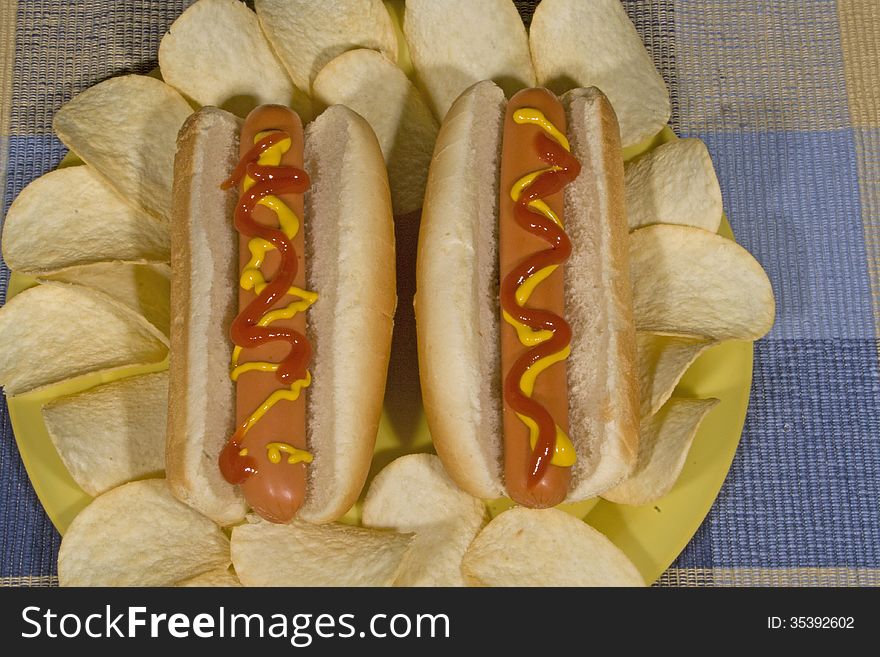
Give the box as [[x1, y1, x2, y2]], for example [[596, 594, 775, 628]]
[[168, 105, 395, 525], [416, 81, 638, 503]]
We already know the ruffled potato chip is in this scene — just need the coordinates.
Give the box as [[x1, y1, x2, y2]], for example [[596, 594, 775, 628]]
[[53, 75, 192, 222], [625, 138, 723, 232], [462, 507, 644, 586], [255, 0, 398, 93], [58, 479, 230, 586], [232, 518, 413, 587], [41, 262, 171, 336], [362, 454, 487, 586], [159, 0, 311, 119], [602, 397, 719, 506], [637, 333, 715, 417], [313, 48, 438, 215], [42, 372, 168, 497], [630, 225, 775, 340], [0, 284, 168, 395], [404, 0, 536, 120], [530, 0, 671, 148], [177, 567, 241, 587], [2, 166, 169, 274]]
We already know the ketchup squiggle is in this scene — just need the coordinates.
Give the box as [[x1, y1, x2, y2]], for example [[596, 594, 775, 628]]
[[218, 132, 312, 485], [500, 132, 581, 486]]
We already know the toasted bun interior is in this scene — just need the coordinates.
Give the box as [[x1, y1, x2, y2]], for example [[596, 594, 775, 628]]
[[561, 87, 638, 500], [167, 107, 246, 526], [300, 105, 396, 523]]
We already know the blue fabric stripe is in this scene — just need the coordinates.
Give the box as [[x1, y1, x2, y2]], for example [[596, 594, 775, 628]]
[[684, 129, 874, 342], [1, 135, 66, 578], [0, 398, 61, 578], [674, 338, 880, 568]]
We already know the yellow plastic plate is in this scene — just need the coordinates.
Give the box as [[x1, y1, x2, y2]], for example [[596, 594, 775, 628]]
[[5, 125, 750, 585], [4, 0, 751, 585]]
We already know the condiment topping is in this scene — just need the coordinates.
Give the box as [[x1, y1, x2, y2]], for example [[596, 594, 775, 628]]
[[500, 108, 581, 487], [218, 130, 317, 485]]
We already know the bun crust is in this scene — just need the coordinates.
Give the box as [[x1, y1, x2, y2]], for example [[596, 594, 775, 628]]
[[167, 107, 246, 526], [416, 81, 507, 499], [167, 105, 395, 525]]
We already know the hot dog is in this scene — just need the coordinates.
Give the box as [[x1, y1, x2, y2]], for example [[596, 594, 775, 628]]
[[499, 88, 577, 508], [167, 104, 395, 525], [416, 82, 638, 507], [218, 105, 312, 523]]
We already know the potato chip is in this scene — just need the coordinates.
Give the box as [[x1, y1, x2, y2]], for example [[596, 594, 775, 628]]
[[42, 372, 167, 497], [41, 262, 171, 336], [255, 0, 398, 93], [362, 454, 487, 586], [630, 225, 775, 340], [53, 75, 192, 222], [637, 333, 715, 417], [625, 138, 723, 232], [462, 507, 644, 586], [530, 0, 671, 148], [58, 479, 230, 586], [232, 518, 413, 586], [159, 0, 311, 119], [177, 567, 241, 587], [0, 283, 167, 395], [313, 49, 438, 215], [2, 166, 169, 274], [602, 397, 719, 506], [404, 0, 536, 119]]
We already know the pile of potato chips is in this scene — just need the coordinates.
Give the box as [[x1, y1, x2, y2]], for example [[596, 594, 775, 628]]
[[0, 0, 774, 586]]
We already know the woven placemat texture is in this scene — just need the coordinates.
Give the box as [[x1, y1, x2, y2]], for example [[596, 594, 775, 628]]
[[0, 0, 193, 587], [1, 0, 878, 587]]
